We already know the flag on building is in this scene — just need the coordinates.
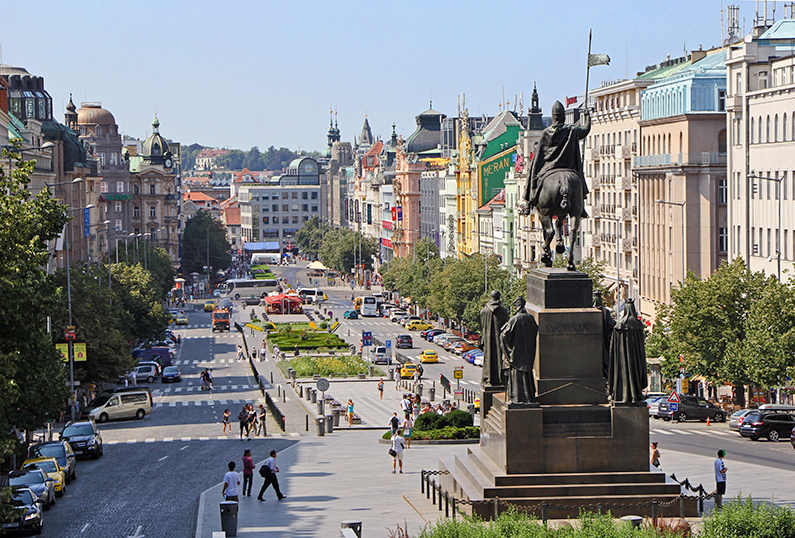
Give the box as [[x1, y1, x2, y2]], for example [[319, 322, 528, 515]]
[[566, 96, 578, 107], [588, 53, 611, 67]]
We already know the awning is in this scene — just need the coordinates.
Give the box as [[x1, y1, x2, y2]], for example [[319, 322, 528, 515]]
[[308, 261, 328, 270], [243, 242, 280, 251]]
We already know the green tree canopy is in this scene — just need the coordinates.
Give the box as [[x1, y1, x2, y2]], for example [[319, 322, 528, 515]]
[[295, 216, 325, 259], [243, 146, 265, 171], [182, 210, 232, 277], [319, 228, 378, 274]]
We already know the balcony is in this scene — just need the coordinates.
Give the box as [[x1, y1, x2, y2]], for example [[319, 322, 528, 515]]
[[585, 148, 599, 162], [632, 267, 638, 279], [633, 152, 727, 168]]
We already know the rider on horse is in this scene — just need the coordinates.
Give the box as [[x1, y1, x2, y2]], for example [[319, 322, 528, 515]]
[[525, 101, 590, 218]]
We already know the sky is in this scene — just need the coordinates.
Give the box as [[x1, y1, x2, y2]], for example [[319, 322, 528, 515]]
[[1, 1, 775, 153]]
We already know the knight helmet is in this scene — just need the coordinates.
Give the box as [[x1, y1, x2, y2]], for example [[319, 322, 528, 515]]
[[551, 100, 565, 120]]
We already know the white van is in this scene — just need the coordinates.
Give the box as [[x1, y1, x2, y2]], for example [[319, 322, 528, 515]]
[[299, 288, 327, 304], [85, 390, 153, 423], [371, 346, 391, 365]]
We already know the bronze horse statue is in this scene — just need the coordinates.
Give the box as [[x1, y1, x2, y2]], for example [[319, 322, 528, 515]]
[[520, 169, 583, 271]]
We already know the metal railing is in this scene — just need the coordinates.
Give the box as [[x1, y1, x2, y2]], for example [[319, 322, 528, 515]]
[[265, 391, 286, 431]]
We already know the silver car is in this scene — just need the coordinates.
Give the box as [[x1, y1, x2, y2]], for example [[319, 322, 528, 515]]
[[729, 409, 754, 432]]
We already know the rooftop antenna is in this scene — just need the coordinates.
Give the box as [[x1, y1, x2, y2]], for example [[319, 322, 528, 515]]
[[519, 92, 524, 117], [725, 5, 741, 45]]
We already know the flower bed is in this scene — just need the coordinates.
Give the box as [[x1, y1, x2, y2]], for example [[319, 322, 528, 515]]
[[280, 355, 372, 377], [267, 328, 348, 350]]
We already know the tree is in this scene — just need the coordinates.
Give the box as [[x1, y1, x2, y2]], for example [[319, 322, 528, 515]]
[[295, 216, 324, 259], [319, 229, 378, 274], [243, 146, 265, 171], [0, 143, 69, 486], [182, 210, 232, 276], [215, 150, 245, 170]]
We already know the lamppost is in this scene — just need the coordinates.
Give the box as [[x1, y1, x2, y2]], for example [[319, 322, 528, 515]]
[[748, 174, 783, 281], [63, 204, 95, 422], [655, 199, 687, 286]]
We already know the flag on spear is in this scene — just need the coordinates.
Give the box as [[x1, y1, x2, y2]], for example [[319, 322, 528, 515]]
[[588, 53, 611, 67]]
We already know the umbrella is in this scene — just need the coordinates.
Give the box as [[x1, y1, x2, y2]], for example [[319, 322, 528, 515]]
[[308, 261, 328, 270]]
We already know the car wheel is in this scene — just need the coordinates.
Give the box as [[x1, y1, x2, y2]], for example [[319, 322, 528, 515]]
[[663, 417, 670, 421], [677, 412, 688, 422], [98, 412, 109, 423], [714, 412, 725, 423], [43, 499, 50, 511], [56, 486, 63, 498], [653, 416, 660, 420], [768, 429, 780, 442], [33, 522, 42, 535], [136, 409, 146, 420], [147, 376, 155, 383], [750, 435, 759, 441]]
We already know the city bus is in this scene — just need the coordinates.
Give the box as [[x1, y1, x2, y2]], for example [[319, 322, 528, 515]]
[[360, 296, 378, 317], [218, 278, 280, 300]]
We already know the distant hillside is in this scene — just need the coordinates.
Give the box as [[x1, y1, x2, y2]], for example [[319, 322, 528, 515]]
[[179, 144, 321, 172]]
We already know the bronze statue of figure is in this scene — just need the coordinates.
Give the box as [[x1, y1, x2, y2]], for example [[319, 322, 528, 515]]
[[593, 290, 615, 379], [520, 101, 590, 271], [500, 296, 538, 403], [608, 299, 648, 404], [480, 290, 510, 387]]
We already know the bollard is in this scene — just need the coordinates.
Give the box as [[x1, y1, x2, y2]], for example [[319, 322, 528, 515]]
[[452, 497, 456, 520], [679, 497, 685, 519], [340, 521, 362, 538], [652, 500, 658, 525], [426, 474, 430, 499], [493, 498, 499, 519], [298, 385, 303, 398], [541, 502, 548, 525], [316, 417, 325, 436], [432, 479, 436, 505], [421, 470, 425, 494], [326, 414, 333, 433], [416, 383, 423, 398], [444, 491, 449, 517], [305, 415, 309, 432], [270, 372, 273, 384], [219, 501, 239, 537], [318, 399, 325, 416], [438, 486, 443, 511], [277, 385, 281, 397], [311, 389, 317, 403], [305, 388, 312, 401], [428, 387, 435, 402]]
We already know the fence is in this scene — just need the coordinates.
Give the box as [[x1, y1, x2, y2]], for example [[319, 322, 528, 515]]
[[265, 392, 286, 432], [419, 470, 715, 522]]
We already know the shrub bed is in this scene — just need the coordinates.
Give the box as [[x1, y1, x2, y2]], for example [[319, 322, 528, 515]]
[[282, 355, 371, 377], [382, 426, 479, 441], [415, 409, 474, 430], [268, 329, 348, 350]]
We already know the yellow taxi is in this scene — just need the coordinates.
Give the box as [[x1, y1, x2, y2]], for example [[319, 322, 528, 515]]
[[406, 320, 432, 331], [175, 314, 188, 325], [419, 350, 438, 363], [203, 300, 216, 312], [22, 457, 66, 496], [474, 396, 481, 410], [400, 363, 419, 379]]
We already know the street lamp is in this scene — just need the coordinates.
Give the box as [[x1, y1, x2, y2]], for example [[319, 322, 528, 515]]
[[63, 204, 94, 422], [748, 174, 783, 281], [655, 199, 686, 286]]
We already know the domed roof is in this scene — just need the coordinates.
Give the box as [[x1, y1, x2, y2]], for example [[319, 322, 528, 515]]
[[142, 115, 170, 159], [77, 103, 116, 126]]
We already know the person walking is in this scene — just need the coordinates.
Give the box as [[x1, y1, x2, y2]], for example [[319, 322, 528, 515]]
[[242, 450, 255, 497], [257, 450, 286, 501], [208, 368, 215, 390], [715, 449, 727, 508], [395, 371, 401, 391], [378, 378, 384, 400], [403, 413, 414, 449], [238, 406, 249, 439], [246, 404, 257, 439], [390, 431, 405, 474], [222, 462, 240, 501], [130, 369, 137, 386], [389, 412, 400, 436], [251, 348, 258, 361], [222, 409, 231, 434], [237, 345, 245, 361], [650, 442, 661, 468], [346, 399, 355, 427], [257, 404, 267, 436]]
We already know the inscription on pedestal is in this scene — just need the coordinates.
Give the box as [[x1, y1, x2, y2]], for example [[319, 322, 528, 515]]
[[527, 268, 592, 309]]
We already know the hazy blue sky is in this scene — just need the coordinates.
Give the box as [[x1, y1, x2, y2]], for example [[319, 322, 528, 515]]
[[1, 1, 770, 152]]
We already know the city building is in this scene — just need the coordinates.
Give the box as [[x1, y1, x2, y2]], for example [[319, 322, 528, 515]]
[[725, 13, 795, 281], [195, 148, 229, 170]]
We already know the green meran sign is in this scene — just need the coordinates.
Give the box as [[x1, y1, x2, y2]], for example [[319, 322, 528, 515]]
[[478, 147, 515, 206]]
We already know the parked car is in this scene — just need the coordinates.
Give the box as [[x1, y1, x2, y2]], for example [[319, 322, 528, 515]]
[[60, 420, 103, 459], [791, 425, 795, 450], [395, 335, 413, 349], [729, 409, 754, 432], [443, 338, 466, 351], [401, 316, 422, 327], [1, 470, 55, 510], [22, 458, 66, 496], [739, 410, 795, 441], [405, 320, 432, 331], [343, 310, 359, 319], [464, 349, 484, 365], [389, 310, 407, 323], [28, 441, 76, 484], [452, 341, 478, 355], [419, 350, 438, 363], [473, 354, 484, 367], [421, 329, 445, 340], [657, 395, 726, 422], [161, 365, 182, 383], [647, 397, 664, 418], [431, 333, 456, 346], [133, 363, 160, 383], [2, 487, 44, 535]]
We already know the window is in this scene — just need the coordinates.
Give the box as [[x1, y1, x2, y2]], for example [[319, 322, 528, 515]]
[[718, 178, 727, 204], [133, 184, 139, 194], [311, 205, 318, 212], [302, 204, 308, 212], [115, 219, 122, 231], [281, 193, 289, 200], [133, 206, 140, 218], [272, 204, 279, 212], [303, 216, 309, 222], [150, 184, 156, 195], [292, 216, 299, 224], [718, 227, 728, 252], [262, 216, 269, 224], [116, 181, 124, 193], [281, 216, 289, 224], [282, 204, 288, 212], [302, 192, 308, 200], [311, 192, 318, 199], [291, 192, 298, 199], [97, 126, 103, 135], [149, 206, 156, 218], [115, 201, 122, 213], [718, 90, 725, 111]]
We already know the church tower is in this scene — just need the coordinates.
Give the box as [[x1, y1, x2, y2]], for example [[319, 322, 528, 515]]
[[64, 94, 78, 132], [528, 82, 544, 131]]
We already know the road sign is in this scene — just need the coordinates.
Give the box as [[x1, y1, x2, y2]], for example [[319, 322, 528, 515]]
[[316, 378, 330, 392], [667, 391, 681, 403], [668, 402, 678, 412], [453, 369, 463, 379], [362, 331, 372, 347], [83, 208, 90, 238], [73, 342, 87, 362], [65, 326, 76, 341], [454, 389, 463, 397]]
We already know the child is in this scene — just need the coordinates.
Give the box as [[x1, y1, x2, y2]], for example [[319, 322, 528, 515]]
[[223, 409, 231, 433]]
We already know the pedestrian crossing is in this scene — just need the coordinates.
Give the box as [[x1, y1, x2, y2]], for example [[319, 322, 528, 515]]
[[159, 384, 257, 393], [171, 359, 248, 366], [650, 428, 734, 438], [153, 398, 265, 409], [105, 432, 304, 445]]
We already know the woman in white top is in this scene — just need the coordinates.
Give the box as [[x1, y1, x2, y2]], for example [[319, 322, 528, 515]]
[[402, 414, 414, 448], [390, 432, 405, 474]]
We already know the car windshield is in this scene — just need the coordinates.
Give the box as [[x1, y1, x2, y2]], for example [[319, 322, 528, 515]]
[[62, 424, 94, 437], [32, 445, 65, 459], [87, 395, 110, 408], [24, 461, 57, 473], [745, 413, 763, 422], [8, 472, 44, 486], [12, 490, 35, 506], [164, 366, 178, 374], [731, 409, 747, 417]]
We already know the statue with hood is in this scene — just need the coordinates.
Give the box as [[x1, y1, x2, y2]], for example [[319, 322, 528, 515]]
[[480, 290, 510, 387], [500, 296, 539, 403]]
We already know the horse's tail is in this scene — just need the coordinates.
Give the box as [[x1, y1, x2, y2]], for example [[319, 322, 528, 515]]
[[559, 181, 570, 211]]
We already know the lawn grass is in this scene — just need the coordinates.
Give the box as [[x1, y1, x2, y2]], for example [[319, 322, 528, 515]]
[[281, 355, 372, 377]]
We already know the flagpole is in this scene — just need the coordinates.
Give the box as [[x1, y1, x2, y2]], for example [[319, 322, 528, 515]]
[[584, 29, 592, 115]]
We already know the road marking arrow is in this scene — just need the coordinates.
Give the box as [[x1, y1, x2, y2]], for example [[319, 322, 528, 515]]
[[127, 525, 145, 538]]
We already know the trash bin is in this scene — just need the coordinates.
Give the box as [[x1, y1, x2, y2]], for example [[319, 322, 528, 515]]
[[428, 387, 435, 402], [368, 365, 375, 377], [416, 383, 423, 398], [220, 501, 238, 537], [316, 416, 325, 436], [311, 389, 317, 403], [388, 368, 394, 381], [298, 384, 303, 398], [318, 399, 324, 416], [332, 409, 341, 426], [326, 414, 334, 433]]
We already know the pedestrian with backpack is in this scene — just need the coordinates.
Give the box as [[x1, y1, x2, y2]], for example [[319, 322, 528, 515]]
[[257, 450, 286, 501]]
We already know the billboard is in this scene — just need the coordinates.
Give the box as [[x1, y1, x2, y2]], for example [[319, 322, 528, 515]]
[[477, 147, 515, 206]]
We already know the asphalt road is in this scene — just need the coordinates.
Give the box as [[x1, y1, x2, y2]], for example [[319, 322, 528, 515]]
[[40, 307, 296, 538]]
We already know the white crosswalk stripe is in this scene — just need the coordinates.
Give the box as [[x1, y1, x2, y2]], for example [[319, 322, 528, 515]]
[[650, 429, 674, 435]]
